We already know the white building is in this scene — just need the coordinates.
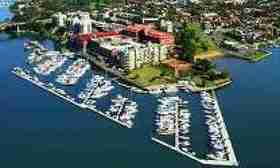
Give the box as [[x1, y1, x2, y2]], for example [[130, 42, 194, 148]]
[[68, 11, 93, 34], [177, 0, 201, 5], [160, 20, 174, 33], [91, 35, 168, 70], [225, 0, 247, 4], [53, 12, 67, 27], [79, 12, 92, 34]]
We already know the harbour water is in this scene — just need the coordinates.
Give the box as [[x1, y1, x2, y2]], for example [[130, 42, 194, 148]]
[[1, 8, 280, 168], [0, 7, 12, 22]]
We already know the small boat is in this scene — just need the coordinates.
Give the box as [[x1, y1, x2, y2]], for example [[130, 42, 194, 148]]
[[179, 136, 190, 140], [181, 147, 189, 152], [180, 140, 191, 147]]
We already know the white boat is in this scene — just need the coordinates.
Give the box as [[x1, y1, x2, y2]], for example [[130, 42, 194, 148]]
[[180, 129, 190, 134], [179, 136, 190, 140], [180, 147, 189, 152], [180, 140, 191, 147]]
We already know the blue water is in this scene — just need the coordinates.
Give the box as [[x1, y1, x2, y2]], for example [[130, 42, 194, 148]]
[[0, 7, 12, 22], [1, 8, 280, 168]]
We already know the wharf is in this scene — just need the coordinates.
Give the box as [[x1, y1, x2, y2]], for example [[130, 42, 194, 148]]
[[175, 102, 180, 148], [116, 99, 126, 119], [211, 90, 239, 166], [151, 91, 239, 167], [86, 105, 132, 128], [12, 68, 132, 128], [151, 137, 201, 162], [12, 70, 83, 108]]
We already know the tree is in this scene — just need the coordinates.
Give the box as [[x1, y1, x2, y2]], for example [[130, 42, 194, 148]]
[[193, 59, 216, 73], [179, 23, 217, 62], [275, 17, 280, 29], [180, 23, 202, 62]]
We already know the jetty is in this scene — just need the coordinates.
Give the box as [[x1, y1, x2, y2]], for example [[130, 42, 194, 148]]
[[12, 67, 132, 128], [210, 90, 239, 166], [152, 91, 239, 167]]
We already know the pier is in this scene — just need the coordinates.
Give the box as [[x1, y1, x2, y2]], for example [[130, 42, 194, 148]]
[[12, 68, 132, 128], [174, 101, 180, 149], [12, 67, 238, 165], [12, 70, 83, 108], [152, 91, 239, 167], [210, 90, 239, 166]]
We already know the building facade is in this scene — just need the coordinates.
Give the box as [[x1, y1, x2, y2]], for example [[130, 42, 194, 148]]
[[90, 35, 168, 70]]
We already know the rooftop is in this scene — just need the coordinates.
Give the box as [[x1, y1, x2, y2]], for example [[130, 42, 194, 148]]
[[93, 35, 144, 52]]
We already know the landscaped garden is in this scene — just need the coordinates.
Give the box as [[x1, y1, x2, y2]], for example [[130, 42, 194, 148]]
[[127, 64, 177, 87]]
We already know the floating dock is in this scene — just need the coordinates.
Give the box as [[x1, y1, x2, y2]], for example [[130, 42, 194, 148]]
[[210, 90, 239, 166], [152, 91, 239, 167], [12, 68, 132, 128]]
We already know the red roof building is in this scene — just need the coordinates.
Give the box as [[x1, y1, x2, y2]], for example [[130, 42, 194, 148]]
[[126, 24, 153, 33], [146, 30, 175, 46], [124, 24, 175, 46], [76, 32, 119, 44]]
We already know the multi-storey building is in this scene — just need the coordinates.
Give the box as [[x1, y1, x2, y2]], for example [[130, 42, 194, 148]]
[[124, 24, 175, 46], [90, 34, 168, 70]]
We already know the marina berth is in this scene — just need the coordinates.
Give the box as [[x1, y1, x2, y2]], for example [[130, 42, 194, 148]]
[[12, 67, 82, 108], [33, 51, 67, 76], [152, 90, 238, 167], [106, 94, 138, 127], [154, 96, 181, 135], [56, 59, 90, 85], [24, 40, 47, 51], [12, 67, 134, 128], [79, 74, 115, 110], [200, 91, 238, 165], [62, 52, 75, 59]]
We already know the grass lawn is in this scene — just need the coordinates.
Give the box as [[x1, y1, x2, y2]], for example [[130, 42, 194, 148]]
[[194, 50, 224, 61], [246, 50, 270, 62], [127, 65, 176, 87]]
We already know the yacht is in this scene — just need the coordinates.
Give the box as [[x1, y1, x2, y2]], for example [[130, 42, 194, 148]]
[[179, 135, 190, 140], [180, 147, 189, 152], [180, 140, 191, 147]]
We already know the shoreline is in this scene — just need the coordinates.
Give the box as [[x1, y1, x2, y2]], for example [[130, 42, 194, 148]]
[[145, 79, 232, 93], [224, 49, 272, 62]]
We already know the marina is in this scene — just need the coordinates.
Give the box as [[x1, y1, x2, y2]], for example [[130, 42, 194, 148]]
[[33, 51, 67, 76], [11, 39, 239, 166], [12, 67, 135, 128], [106, 95, 138, 128], [12, 39, 239, 166], [152, 91, 238, 167], [56, 58, 90, 85], [2, 3, 280, 167]]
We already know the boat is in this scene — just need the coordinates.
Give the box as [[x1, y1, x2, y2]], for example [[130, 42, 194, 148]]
[[180, 147, 189, 152], [179, 135, 190, 140], [56, 59, 90, 85], [180, 140, 191, 147]]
